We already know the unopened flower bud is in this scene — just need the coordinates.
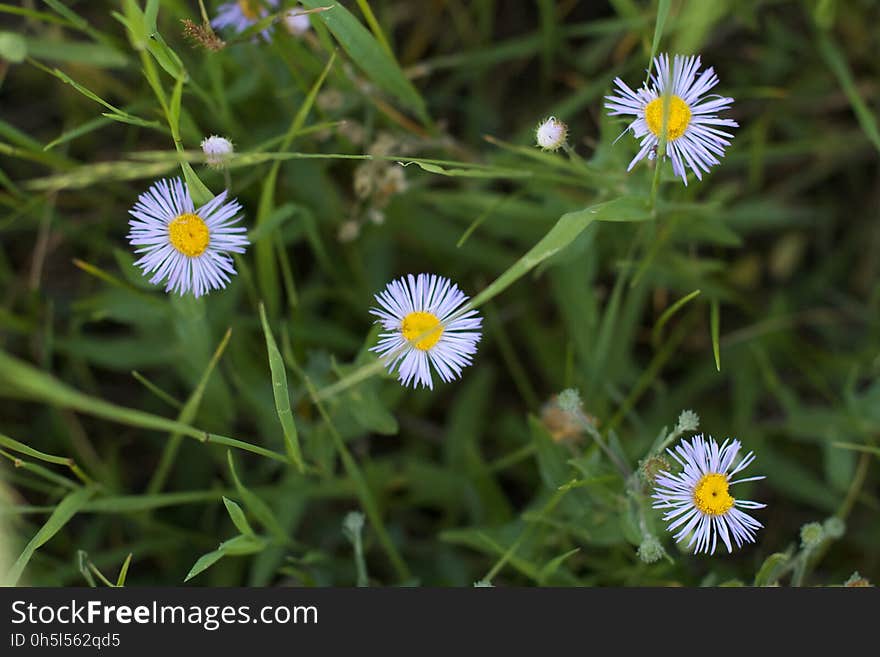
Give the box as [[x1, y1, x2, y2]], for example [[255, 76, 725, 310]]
[[640, 454, 672, 485], [638, 534, 665, 564], [823, 516, 845, 540], [201, 135, 234, 169], [535, 116, 567, 151], [800, 522, 824, 549], [556, 388, 582, 415], [342, 510, 364, 537]]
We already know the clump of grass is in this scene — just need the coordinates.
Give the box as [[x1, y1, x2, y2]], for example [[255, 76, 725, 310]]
[[0, 0, 877, 587]]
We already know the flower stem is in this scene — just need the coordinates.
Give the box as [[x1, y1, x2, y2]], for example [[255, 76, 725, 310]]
[[791, 550, 811, 587]]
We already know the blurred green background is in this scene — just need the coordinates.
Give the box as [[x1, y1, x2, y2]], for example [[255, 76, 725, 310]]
[[0, 0, 877, 586]]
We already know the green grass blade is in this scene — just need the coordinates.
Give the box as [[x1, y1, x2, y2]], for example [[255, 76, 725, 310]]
[[23, 37, 126, 67], [647, 0, 671, 79], [0, 4, 72, 27], [817, 31, 880, 153], [226, 452, 286, 541], [468, 197, 650, 309], [29, 59, 125, 115], [651, 289, 701, 345], [5, 485, 97, 585], [44, 114, 115, 151], [710, 299, 721, 372], [299, 0, 430, 125], [147, 328, 234, 494], [115, 553, 133, 586], [255, 51, 336, 317], [354, 0, 393, 56], [185, 535, 266, 582], [223, 497, 256, 537], [258, 303, 304, 471], [26, 159, 176, 192], [131, 371, 183, 410], [832, 442, 880, 459], [86, 490, 223, 513], [0, 432, 72, 466], [0, 450, 78, 489], [0, 349, 288, 464], [184, 549, 224, 582]]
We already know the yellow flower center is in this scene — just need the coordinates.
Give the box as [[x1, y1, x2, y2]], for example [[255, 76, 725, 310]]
[[168, 213, 210, 258], [401, 311, 443, 351], [645, 95, 692, 141], [693, 473, 735, 516], [238, 0, 259, 19]]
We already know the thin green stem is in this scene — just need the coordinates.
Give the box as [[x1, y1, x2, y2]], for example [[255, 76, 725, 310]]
[[0, 449, 79, 490], [88, 562, 116, 588], [791, 550, 811, 587], [68, 463, 94, 487], [487, 443, 537, 473], [836, 451, 871, 520], [131, 371, 183, 410], [202, 433, 290, 464]]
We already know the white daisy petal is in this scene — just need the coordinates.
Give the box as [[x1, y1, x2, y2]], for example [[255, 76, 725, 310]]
[[651, 434, 765, 556]]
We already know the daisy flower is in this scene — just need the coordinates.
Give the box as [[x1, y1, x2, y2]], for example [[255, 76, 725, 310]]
[[127, 178, 250, 297], [651, 434, 765, 555], [370, 274, 482, 389], [212, 0, 278, 40], [604, 53, 738, 185]]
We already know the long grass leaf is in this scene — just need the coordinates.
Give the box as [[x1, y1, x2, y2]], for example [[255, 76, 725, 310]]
[[5, 485, 97, 585], [258, 304, 304, 471]]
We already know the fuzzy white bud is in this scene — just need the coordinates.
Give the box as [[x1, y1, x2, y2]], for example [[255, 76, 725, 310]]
[[535, 116, 568, 151], [201, 135, 234, 169]]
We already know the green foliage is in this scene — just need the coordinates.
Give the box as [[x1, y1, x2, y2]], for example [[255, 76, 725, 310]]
[[0, 0, 878, 588]]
